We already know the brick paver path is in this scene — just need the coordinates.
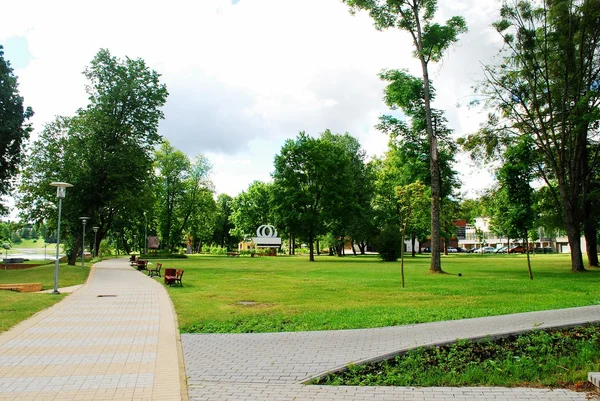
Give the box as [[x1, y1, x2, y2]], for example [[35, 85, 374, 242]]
[[0, 258, 184, 401], [182, 305, 600, 401]]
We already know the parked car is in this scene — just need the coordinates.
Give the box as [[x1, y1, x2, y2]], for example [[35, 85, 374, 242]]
[[457, 247, 468, 253], [495, 246, 508, 253], [508, 245, 526, 254], [468, 247, 480, 253], [447, 247, 458, 253], [474, 246, 496, 253]]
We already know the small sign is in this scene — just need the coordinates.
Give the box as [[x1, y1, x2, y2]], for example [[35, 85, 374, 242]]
[[148, 236, 159, 250]]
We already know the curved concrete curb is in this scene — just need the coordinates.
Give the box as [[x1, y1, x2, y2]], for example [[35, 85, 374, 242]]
[[590, 372, 600, 389]]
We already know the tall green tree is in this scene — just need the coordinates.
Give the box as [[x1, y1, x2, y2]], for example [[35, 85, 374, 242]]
[[460, 0, 600, 272], [154, 141, 212, 252], [396, 181, 428, 287], [347, 160, 378, 255], [375, 107, 459, 255], [273, 132, 330, 262], [497, 137, 536, 279], [320, 131, 373, 257], [488, 187, 518, 246], [19, 49, 168, 263], [458, 197, 490, 225], [155, 141, 213, 252], [212, 194, 237, 250], [230, 181, 274, 239], [155, 141, 189, 251], [0, 45, 33, 215], [343, 0, 467, 273], [187, 190, 217, 253], [272, 131, 366, 261]]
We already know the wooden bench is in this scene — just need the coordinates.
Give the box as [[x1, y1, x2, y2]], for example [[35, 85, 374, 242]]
[[165, 269, 184, 286], [129, 255, 138, 266], [227, 252, 240, 258], [148, 263, 162, 277], [136, 259, 148, 271]]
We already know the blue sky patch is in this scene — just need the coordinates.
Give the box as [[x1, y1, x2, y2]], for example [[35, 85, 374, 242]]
[[232, 0, 240, 4], [2, 36, 33, 70]]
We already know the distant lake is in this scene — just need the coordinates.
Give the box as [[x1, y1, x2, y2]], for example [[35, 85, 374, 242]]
[[6, 247, 63, 260], [6, 253, 63, 260]]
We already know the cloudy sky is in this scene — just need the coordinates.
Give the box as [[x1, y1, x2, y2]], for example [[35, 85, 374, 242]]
[[1, 0, 504, 215]]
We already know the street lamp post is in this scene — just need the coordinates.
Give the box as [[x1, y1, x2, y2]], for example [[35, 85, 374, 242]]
[[143, 212, 147, 256], [134, 234, 138, 254], [50, 182, 73, 294], [92, 227, 99, 258], [80, 217, 89, 269]]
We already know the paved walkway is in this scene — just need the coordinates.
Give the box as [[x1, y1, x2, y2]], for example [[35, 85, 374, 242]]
[[182, 305, 600, 401], [0, 258, 184, 401]]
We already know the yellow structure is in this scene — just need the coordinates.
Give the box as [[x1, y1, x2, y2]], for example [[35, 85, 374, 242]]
[[238, 241, 254, 251]]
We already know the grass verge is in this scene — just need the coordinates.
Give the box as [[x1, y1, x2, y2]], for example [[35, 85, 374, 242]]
[[0, 261, 90, 332], [145, 253, 600, 333], [312, 324, 600, 388]]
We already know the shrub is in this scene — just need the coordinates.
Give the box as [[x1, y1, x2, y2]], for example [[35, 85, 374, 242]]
[[98, 239, 112, 258], [376, 225, 402, 262], [208, 246, 227, 255]]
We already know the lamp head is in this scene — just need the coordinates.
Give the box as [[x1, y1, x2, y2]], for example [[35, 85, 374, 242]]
[[92, 226, 99, 233], [49, 182, 73, 199], [80, 217, 90, 226]]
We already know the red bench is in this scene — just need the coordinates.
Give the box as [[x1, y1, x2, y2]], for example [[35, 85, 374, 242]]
[[165, 269, 184, 286], [148, 263, 162, 277], [136, 259, 148, 271]]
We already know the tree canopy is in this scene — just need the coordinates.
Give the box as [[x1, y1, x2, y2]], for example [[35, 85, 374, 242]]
[[460, 0, 600, 271], [0, 45, 33, 215], [18, 49, 168, 264], [343, 0, 467, 273]]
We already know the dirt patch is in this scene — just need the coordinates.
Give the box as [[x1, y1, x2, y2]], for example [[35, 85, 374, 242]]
[[0, 283, 43, 292], [235, 301, 274, 308]]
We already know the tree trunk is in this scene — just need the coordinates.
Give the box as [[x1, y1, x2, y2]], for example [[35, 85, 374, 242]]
[[309, 236, 315, 262], [316, 239, 321, 255], [557, 177, 586, 271], [565, 219, 585, 272], [292, 235, 296, 255], [123, 240, 131, 255], [68, 235, 83, 265], [421, 61, 442, 273], [525, 232, 533, 280], [400, 229, 405, 288], [358, 241, 366, 254], [411, 232, 416, 257], [583, 212, 599, 267], [351, 239, 357, 256], [336, 235, 344, 257]]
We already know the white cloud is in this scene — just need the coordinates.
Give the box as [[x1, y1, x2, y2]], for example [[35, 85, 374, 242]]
[[2, 0, 504, 204]]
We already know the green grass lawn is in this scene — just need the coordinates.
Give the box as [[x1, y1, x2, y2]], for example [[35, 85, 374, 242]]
[[313, 324, 600, 388], [5, 238, 64, 254], [8, 239, 47, 249], [148, 253, 600, 333], [0, 261, 90, 332]]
